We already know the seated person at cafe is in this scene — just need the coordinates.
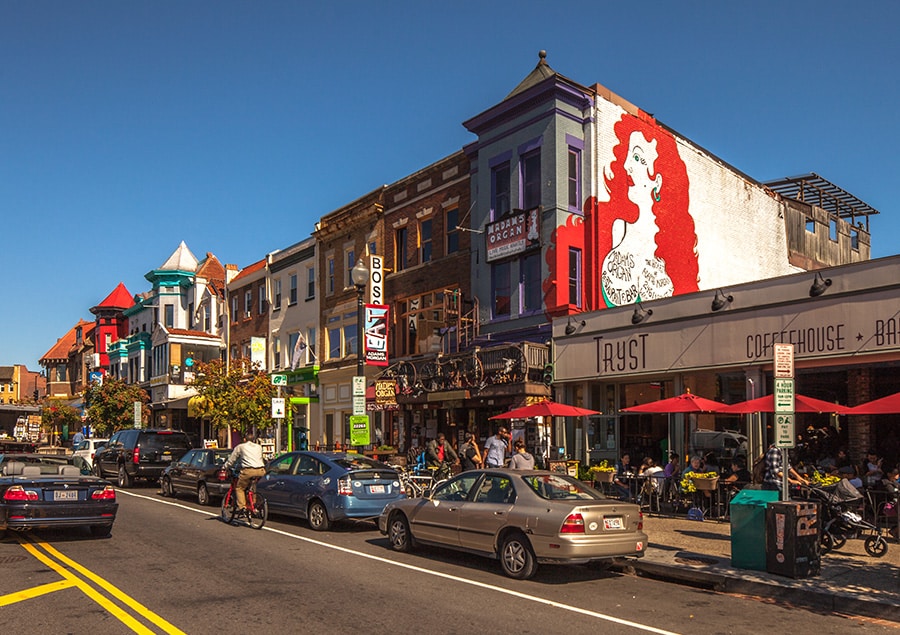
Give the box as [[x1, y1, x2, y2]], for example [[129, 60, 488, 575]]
[[723, 456, 751, 493], [687, 455, 706, 475], [613, 452, 635, 501], [639, 457, 664, 491]]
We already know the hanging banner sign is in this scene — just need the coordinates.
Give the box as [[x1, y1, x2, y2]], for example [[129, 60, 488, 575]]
[[369, 255, 384, 305], [485, 208, 540, 262], [374, 379, 398, 406], [364, 304, 389, 366]]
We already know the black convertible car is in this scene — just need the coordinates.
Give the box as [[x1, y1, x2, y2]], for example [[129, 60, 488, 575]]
[[0, 458, 118, 537]]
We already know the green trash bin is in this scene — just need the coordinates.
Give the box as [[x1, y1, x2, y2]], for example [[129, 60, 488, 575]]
[[730, 488, 780, 570]]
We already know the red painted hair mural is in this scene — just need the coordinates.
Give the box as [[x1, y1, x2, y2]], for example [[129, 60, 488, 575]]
[[589, 113, 699, 307], [544, 112, 699, 315]]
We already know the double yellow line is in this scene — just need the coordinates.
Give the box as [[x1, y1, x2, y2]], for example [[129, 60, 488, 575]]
[[1, 535, 185, 634]]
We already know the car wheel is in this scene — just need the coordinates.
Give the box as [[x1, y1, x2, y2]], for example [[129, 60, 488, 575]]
[[197, 483, 210, 506], [159, 476, 171, 497], [90, 525, 111, 538], [388, 513, 415, 552], [500, 532, 537, 580], [820, 532, 833, 555], [308, 500, 331, 531], [117, 465, 132, 488], [92, 462, 102, 477]]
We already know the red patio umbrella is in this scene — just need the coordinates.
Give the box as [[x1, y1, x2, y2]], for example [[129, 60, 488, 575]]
[[844, 391, 900, 415], [620, 392, 729, 414], [722, 393, 851, 415], [490, 399, 600, 419]]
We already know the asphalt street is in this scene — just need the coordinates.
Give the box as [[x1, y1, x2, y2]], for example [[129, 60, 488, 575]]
[[0, 484, 896, 634]]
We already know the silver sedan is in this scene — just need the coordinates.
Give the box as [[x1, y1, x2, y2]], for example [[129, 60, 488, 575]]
[[378, 468, 647, 579]]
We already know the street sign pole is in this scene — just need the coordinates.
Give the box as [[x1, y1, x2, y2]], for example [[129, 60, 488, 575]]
[[774, 344, 795, 501]]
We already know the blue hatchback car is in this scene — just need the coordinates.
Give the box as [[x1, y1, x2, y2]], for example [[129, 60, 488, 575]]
[[255, 452, 405, 531]]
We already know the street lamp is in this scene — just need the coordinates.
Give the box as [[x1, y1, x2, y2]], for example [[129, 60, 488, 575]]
[[351, 259, 369, 377]]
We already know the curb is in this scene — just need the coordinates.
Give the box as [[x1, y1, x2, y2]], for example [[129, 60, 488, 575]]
[[611, 559, 900, 623]]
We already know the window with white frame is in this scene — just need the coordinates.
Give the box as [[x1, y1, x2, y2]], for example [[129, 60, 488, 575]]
[[164, 305, 174, 328], [567, 145, 581, 210], [231, 296, 238, 322], [258, 285, 266, 314], [306, 266, 315, 299], [289, 274, 298, 305], [244, 290, 252, 318], [325, 312, 358, 360], [274, 278, 282, 310], [568, 247, 582, 308]]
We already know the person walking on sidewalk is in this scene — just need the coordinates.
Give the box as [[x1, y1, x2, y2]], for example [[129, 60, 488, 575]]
[[508, 438, 535, 470], [459, 432, 482, 471], [483, 427, 511, 468]]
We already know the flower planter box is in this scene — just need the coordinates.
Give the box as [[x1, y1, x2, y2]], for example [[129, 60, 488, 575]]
[[592, 471, 615, 484], [691, 476, 719, 491]]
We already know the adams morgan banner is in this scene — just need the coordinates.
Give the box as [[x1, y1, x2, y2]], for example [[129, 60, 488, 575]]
[[486, 209, 540, 262], [364, 304, 389, 366]]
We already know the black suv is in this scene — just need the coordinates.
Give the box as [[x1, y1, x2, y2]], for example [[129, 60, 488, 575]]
[[93, 429, 193, 488]]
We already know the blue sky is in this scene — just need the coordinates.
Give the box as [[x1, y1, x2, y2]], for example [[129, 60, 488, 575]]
[[2, 1, 897, 370]]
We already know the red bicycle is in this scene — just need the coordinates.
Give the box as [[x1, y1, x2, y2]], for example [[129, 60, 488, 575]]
[[220, 471, 268, 529]]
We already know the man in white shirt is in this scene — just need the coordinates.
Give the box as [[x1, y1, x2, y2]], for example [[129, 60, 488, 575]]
[[224, 431, 266, 516]]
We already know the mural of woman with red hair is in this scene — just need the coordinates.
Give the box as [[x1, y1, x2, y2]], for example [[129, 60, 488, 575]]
[[587, 113, 699, 307]]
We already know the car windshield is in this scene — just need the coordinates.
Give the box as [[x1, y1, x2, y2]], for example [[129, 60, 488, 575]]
[[213, 450, 232, 465], [521, 474, 606, 501], [332, 456, 391, 471], [142, 433, 192, 452]]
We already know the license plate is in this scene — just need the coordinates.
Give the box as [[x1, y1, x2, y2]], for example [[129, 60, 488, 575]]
[[603, 517, 623, 530], [369, 484, 385, 494], [160, 455, 172, 461], [54, 490, 78, 501]]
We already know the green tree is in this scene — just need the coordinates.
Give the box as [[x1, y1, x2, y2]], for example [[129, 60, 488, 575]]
[[190, 359, 274, 436], [85, 377, 150, 436], [42, 401, 83, 444]]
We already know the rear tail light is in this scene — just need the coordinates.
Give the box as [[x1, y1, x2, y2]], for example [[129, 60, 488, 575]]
[[92, 486, 117, 501], [638, 511, 643, 531], [216, 468, 228, 482], [560, 512, 585, 534], [4, 486, 39, 502], [337, 477, 354, 496], [132, 447, 140, 464]]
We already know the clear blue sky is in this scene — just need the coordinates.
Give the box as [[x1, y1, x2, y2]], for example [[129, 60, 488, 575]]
[[2, 1, 897, 371]]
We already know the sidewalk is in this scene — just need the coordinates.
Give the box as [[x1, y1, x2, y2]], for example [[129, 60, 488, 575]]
[[612, 514, 900, 622]]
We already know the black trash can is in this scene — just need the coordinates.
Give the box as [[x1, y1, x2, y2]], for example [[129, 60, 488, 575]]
[[765, 500, 820, 578]]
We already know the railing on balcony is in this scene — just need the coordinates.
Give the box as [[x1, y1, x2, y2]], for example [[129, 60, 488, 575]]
[[380, 341, 548, 396]]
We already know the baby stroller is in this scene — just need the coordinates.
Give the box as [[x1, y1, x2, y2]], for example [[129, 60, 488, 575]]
[[809, 479, 888, 558]]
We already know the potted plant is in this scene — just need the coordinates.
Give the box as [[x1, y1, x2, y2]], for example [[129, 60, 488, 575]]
[[589, 461, 617, 484], [681, 471, 719, 492]]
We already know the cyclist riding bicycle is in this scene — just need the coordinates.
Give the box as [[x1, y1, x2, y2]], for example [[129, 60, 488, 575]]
[[223, 430, 266, 517], [426, 433, 458, 480]]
